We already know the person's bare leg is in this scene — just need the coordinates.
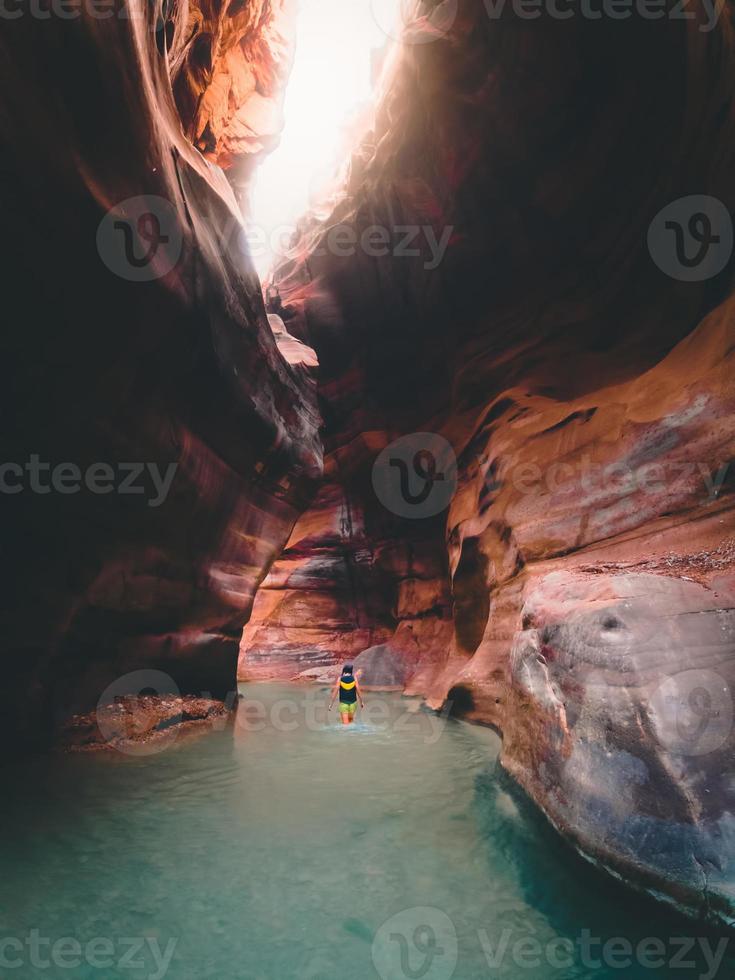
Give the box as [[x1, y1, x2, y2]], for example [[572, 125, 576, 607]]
[[340, 712, 350, 725]]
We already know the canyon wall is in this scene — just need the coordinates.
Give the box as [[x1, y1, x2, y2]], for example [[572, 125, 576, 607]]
[[239, 2, 735, 925], [171, 0, 298, 199], [3, 0, 734, 930], [0, 0, 319, 752]]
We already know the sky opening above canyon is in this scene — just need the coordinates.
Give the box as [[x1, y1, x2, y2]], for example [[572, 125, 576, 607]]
[[249, 0, 403, 278]]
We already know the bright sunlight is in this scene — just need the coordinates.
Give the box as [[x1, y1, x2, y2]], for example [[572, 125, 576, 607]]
[[248, 0, 405, 278]]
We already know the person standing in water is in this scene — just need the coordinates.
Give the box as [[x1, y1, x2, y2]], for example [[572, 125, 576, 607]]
[[328, 665, 364, 725]]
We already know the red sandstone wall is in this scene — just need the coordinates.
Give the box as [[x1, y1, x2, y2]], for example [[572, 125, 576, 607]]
[[0, 0, 318, 750], [239, 0, 735, 924]]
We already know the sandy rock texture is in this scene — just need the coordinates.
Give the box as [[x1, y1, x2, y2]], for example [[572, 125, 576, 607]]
[[0, 0, 320, 752], [3, 0, 735, 928], [60, 695, 232, 754], [239, 1, 735, 924], [171, 0, 298, 198]]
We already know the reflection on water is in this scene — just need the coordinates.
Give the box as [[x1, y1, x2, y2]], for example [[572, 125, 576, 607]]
[[0, 683, 731, 979]]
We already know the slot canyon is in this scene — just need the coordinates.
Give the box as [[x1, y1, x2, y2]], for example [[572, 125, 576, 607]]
[[2, 0, 735, 965]]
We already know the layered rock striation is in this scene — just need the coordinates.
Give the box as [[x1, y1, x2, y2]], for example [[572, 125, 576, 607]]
[[0, 0, 320, 751], [171, 0, 298, 200], [3, 0, 735, 928], [239, 1, 735, 924]]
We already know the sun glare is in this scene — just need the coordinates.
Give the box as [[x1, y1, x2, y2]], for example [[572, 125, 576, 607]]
[[248, 0, 403, 278]]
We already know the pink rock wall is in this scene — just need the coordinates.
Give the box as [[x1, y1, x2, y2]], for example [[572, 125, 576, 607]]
[[0, 0, 319, 750], [171, 0, 299, 198], [239, 1, 735, 924]]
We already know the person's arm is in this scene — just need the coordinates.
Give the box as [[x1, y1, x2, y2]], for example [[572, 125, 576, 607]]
[[355, 678, 365, 708], [328, 678, 340, 710]]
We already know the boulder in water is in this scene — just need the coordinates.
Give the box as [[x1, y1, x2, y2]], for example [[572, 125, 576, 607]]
[[353, 644, 409, 690]]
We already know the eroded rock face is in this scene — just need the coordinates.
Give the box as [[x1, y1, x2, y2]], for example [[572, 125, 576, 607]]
[[238, 477, 453, 682], [171, 0, 299, 197], [240, 482, 398, 679], [239, 1, 735, 924], [60, 695, 231, 754], [501, 571, 735, 923], [0, 0, 319, 751], [5, 0, 735, 928]]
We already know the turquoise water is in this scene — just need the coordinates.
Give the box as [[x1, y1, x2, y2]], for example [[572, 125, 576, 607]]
[[1, 683, 732, 980]]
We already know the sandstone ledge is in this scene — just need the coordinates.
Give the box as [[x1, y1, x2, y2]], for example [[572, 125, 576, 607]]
[[59, 696, 232, 755]]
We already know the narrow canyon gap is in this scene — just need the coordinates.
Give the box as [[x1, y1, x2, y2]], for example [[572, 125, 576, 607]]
[[1, 0, 735, 935]]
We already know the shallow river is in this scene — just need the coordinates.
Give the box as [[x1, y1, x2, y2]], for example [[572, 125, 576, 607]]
[[1, 684, 732, 979]]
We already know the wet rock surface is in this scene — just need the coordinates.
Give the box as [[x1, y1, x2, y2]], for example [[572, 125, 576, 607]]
[[502, 571, 735, 923], [4, 0, 735, 931], [238, 1, 735, 925], [59, 696, 231, 753]]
